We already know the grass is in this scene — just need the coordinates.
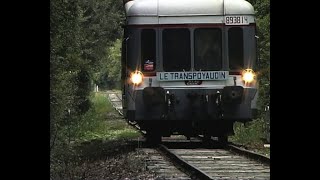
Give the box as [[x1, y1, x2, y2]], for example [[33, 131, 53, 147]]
[[50, 91, 142, 179], [75, 91, 141, 142]]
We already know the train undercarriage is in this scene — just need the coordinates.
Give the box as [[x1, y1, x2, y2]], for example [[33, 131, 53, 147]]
[[125, 86, 256, 144], [135, 119, 233, 144]]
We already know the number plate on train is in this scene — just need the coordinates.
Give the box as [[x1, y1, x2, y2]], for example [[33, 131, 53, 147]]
[[185, 80, 202, 85], [156, 71, 229, 81], [225, 16, 249, 25]]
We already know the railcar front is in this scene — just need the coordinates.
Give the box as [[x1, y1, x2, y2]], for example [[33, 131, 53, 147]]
[[121, 0, 258, 142]]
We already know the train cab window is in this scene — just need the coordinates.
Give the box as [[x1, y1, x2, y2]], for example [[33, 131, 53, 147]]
[[141, 29, 156, 72], [194, 28, 222, 70], [163, 29, 191, 72], [228, 27, 244, 70]]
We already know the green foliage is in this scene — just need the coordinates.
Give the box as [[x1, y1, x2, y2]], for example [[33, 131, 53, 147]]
[[51, 92, 140, 178], [50, 0, 125, 153], [247, 0, 270, 115], [230, 119, 265, 145], [106, 39, 122, 82], [96, 39, 122, 90], [78, 0, 124, 78], [75, 69, 92, 114], [229, 118, 270, 156], [67, 92, 140, 142], [50, 0, 83, 151]]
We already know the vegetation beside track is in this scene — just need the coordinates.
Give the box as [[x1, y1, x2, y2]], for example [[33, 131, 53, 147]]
[[50, 92, 147, 179], [229, 118, 270, 157]]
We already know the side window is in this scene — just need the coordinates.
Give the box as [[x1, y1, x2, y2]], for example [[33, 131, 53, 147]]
[[141, 29, 156, 72], [228, 27, 244, 70]]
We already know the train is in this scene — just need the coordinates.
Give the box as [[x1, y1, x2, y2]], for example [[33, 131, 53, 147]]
[[121, 0, 258, 143]]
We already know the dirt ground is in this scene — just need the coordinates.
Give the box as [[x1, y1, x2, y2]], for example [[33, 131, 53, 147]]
[[50, 139, 162, 180]]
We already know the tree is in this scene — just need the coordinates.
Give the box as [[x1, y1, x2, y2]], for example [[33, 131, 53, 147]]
[[50, 0, 125, 150], [50, 0, 82, 149], [95, 39, 122, 89], [248, 0, 270, 111]]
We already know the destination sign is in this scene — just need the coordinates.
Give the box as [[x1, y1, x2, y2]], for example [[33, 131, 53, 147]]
[[156, 71, 229, 81]]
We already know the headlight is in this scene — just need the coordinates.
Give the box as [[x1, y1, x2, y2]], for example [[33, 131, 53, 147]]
[[130, 71, 143, 85], [242, 69, 255, 83]]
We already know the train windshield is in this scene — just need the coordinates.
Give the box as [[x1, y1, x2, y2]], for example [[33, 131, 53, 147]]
[[194, 28, 222, 70], [163, 29, 191, 72]]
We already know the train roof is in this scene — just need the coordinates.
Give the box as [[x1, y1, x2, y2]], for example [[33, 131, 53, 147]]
[[124, 0, 255, 17]]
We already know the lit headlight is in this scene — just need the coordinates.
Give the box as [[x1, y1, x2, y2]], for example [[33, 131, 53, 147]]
[[130, 71, 143, 85], [242, 69, 255, 83]]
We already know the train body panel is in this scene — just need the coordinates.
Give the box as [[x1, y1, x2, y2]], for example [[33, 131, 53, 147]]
[[124, 0, 255, 14], [124, 0, 255, 25], [121, 0, 258, 139], [131, 87, 256, 120]]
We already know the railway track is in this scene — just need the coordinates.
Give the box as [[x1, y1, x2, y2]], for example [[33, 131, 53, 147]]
[[106, 90, 123, 115], [158, 142, 269, 180], [139, 148, 192, 180], [106, 90, 270, 179]]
